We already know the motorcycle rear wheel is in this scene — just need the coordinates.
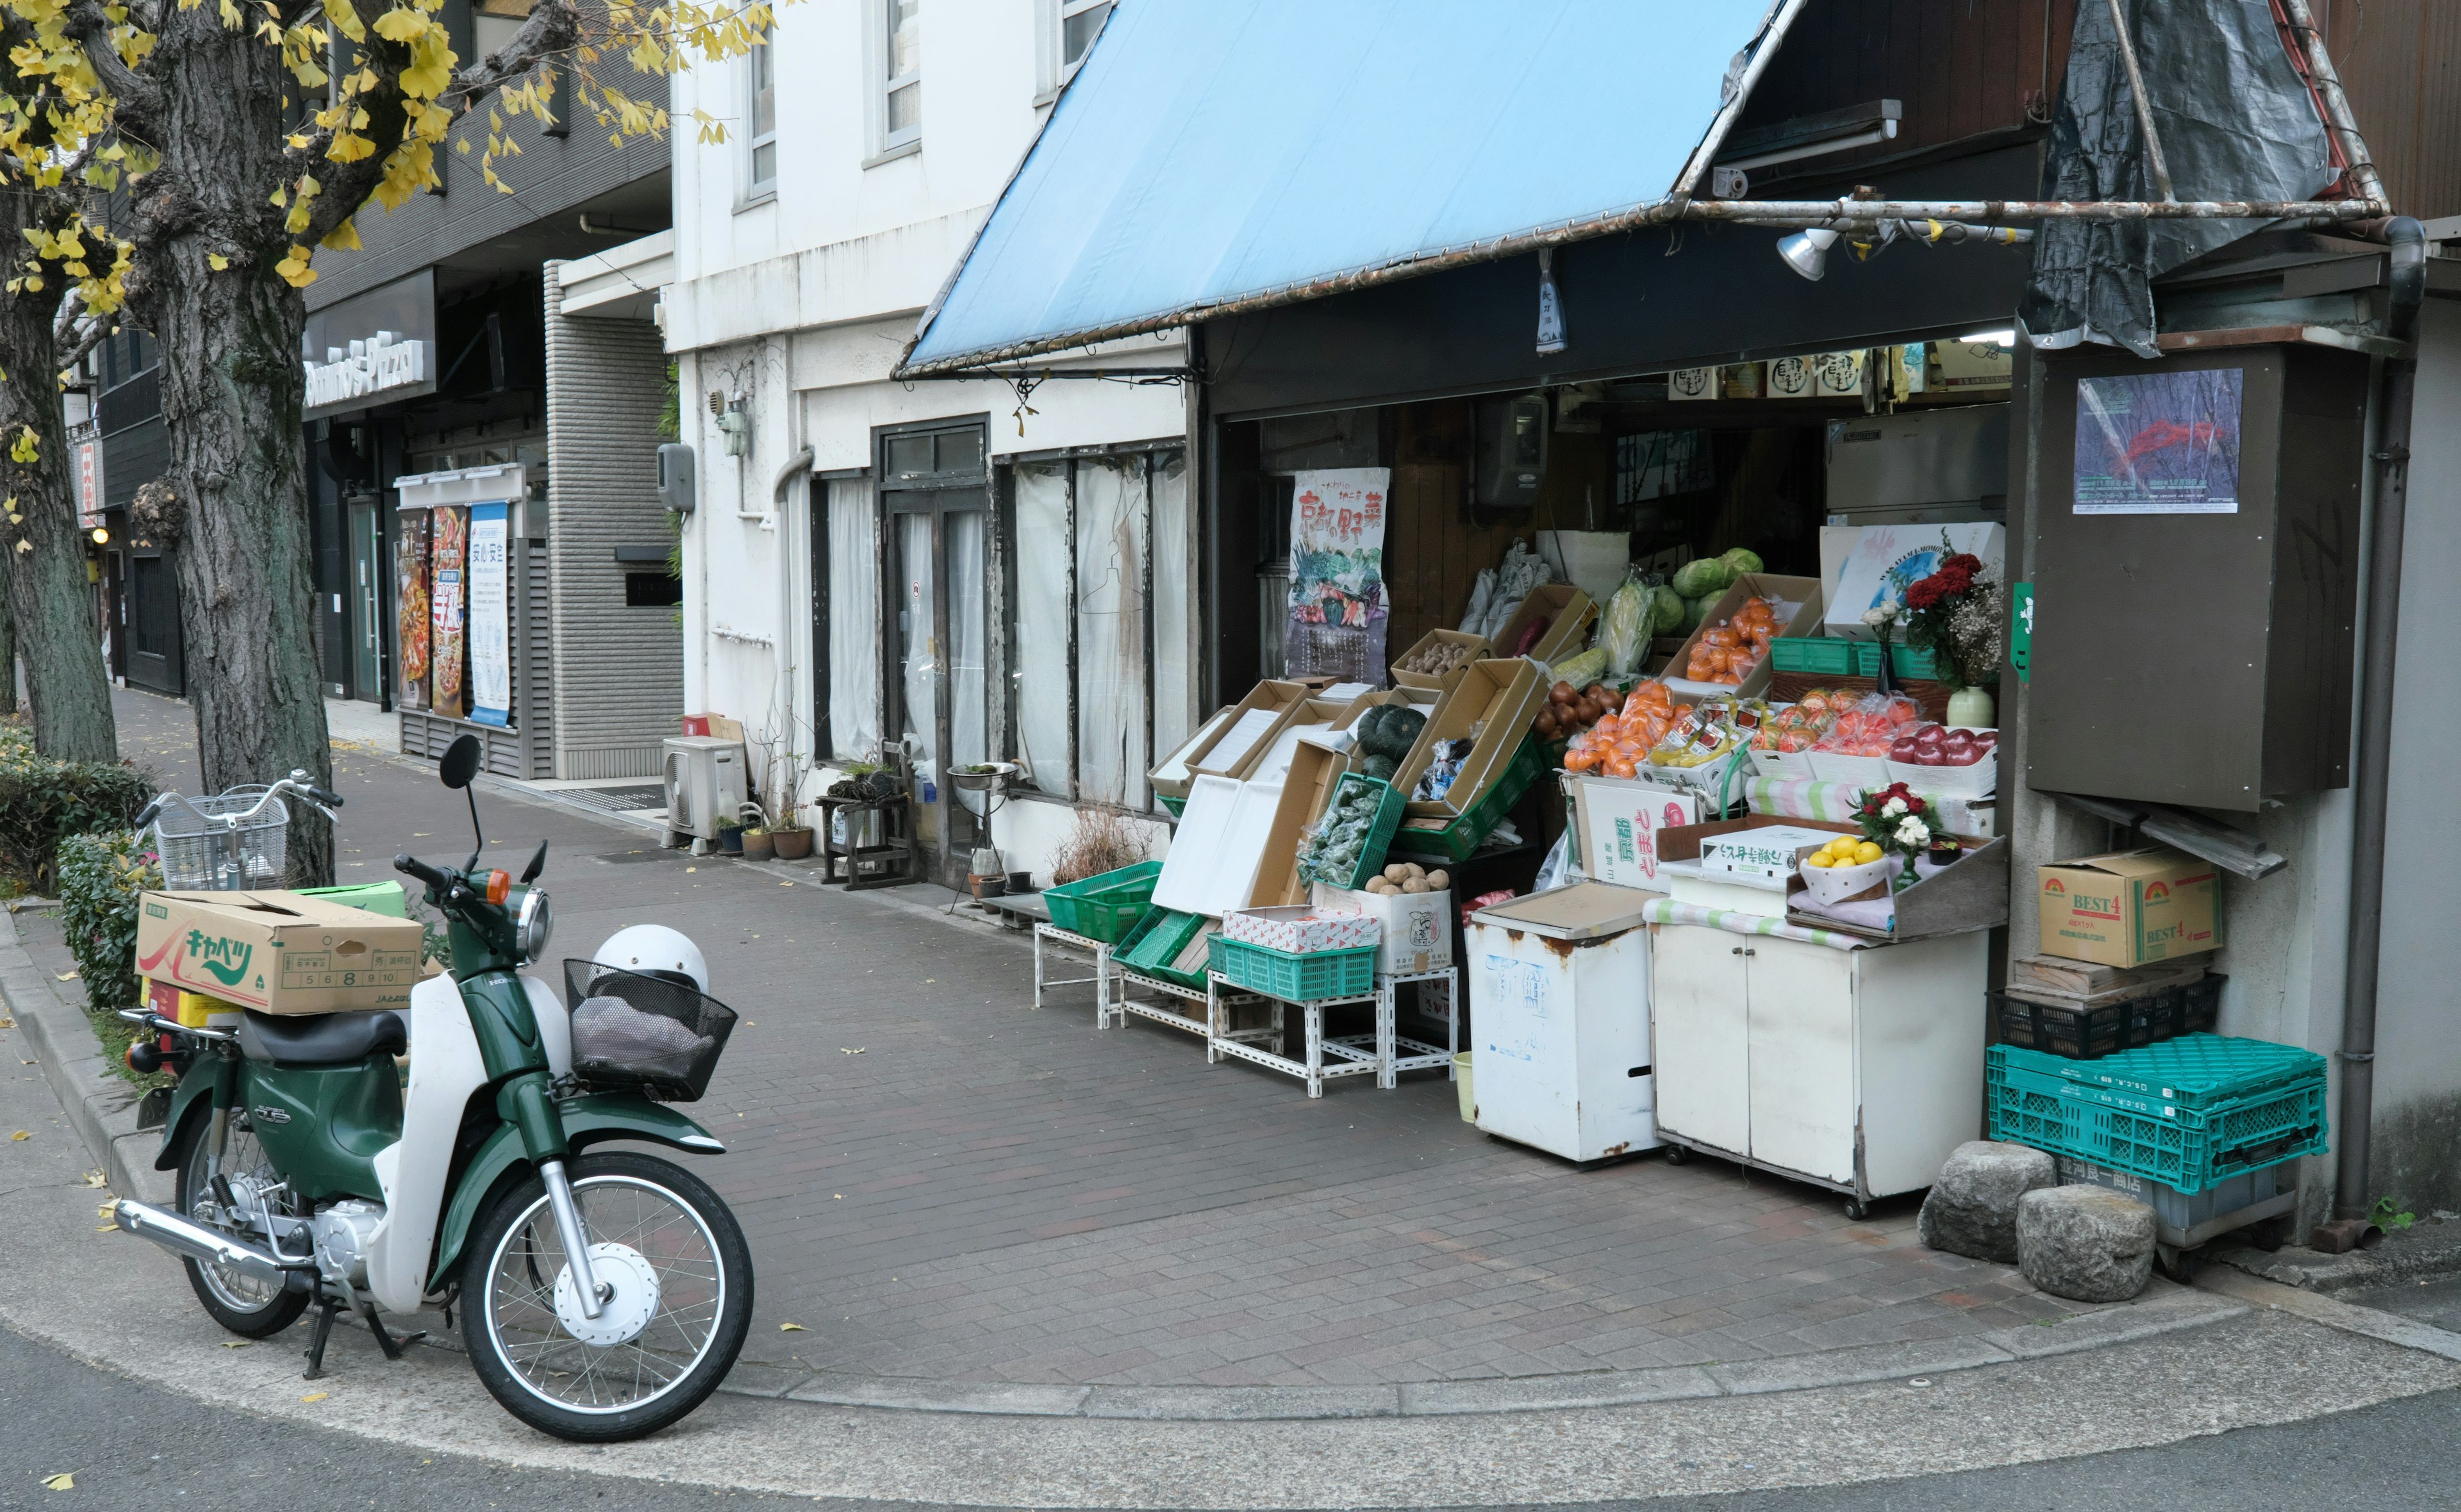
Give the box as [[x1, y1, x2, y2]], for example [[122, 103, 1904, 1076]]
[[461, 1150, 754, 1442], [172, 1113, 311, 1337]]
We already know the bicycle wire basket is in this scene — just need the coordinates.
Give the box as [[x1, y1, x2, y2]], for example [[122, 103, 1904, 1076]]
[[151, 789, 291, 891], [561, 960, 738, 1102]]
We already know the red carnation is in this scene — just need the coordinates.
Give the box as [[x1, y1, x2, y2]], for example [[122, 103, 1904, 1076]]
[[1943, 553, 1983, 575], [1932, 564, 1975, 597], [1904, 577, 1947, 610]]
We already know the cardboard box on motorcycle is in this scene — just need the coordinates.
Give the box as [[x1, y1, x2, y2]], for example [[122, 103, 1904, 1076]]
[[134, 891, 424, 1015]]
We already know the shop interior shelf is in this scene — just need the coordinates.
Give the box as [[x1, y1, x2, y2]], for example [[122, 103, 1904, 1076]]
[[1216, 937, 1379, 1001], [1042, 860, 1164, 942]]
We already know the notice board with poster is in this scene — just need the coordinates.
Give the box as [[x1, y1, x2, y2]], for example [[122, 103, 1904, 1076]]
[[429, 505, 468, 719], [2073, 368, 2244, 514], [467, 502, 511, 727], [1284, 467, 1389, 682], [394, 507, 431, 710]]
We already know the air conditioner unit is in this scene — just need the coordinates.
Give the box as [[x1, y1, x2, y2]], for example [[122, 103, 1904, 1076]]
[[663, 735, 747, 842]]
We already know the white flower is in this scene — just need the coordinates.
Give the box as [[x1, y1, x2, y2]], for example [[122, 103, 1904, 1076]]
[[1880, 796, 1909, 818], [1896, 816, 1932, 848], [1862, 602, 1901, 627]]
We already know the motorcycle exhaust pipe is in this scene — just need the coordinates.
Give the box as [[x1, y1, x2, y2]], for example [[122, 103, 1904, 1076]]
[[112, 1199, 315, 1290]]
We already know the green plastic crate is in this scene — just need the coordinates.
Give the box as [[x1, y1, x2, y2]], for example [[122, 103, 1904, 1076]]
[[1390, 736, 1548, 864], [1769, 639, 1941, 680], [1298, 773, 1407, 891], [1158, 793, 1186, 818], [1042, 860, 1163, 943], [2002, 1033, 2321, 1111], [1216, 937, 1379, 1001], [1116, 905, 1210, 987], [1987, 1044, 2327, 1194], [298, 882, 408, 917]]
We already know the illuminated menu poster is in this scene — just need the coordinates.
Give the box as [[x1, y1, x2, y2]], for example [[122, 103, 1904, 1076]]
[[429, 505, 468, 719], [467, 502, 511, 727], [394, 509, 431, 711]]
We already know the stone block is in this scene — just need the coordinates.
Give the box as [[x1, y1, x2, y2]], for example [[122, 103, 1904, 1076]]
[[2018, 1185, 2156, 1302], [1918, 1140, 2057, 1263]]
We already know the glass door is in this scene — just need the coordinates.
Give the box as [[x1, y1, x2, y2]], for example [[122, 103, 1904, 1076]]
[[350, 501, 383, 700], [881, 421, 991, 888]]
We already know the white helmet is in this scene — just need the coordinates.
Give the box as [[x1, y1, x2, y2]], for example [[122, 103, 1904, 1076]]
[[591, 924, 709, 995]]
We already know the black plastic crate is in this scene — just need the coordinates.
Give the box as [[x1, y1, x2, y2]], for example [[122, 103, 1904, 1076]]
[[1993, 990, 2157, 1060], [2135, 973, 2228, 1041]]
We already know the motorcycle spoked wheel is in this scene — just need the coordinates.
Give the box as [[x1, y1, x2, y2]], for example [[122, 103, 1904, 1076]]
[[172, 1113, 313, 1337], [461, 1150, 754, 1442]]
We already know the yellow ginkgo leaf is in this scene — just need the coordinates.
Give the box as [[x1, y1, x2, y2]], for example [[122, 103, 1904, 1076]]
[[208, 253, 229, 270], [301, 1391, 329, 1402], [42, 1473, 73, 1491], [779, 1322, 804, 1331], [10, 1131, 28, 1140]]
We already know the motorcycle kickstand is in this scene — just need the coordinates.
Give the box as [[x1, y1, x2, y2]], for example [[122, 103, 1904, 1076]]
[[357, 1294, 427, 1361], [303, 1299, 342, 1380]]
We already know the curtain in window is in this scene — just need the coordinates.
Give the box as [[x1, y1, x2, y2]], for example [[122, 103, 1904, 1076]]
[[1074, 455, 1147, 807], [947, 509, 988, 773], [1150, 450, 1191, 765], [827, 477, 880, 760], [895, 511, 935, 770], [1010, 461, 1072, 795]]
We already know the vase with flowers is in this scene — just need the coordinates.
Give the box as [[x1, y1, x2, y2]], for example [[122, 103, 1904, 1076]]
[[1857, 781, 1957, 889], [1896, 535, 2005, 728]]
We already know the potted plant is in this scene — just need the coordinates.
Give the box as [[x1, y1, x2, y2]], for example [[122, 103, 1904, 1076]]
[[753, 712, 819, 861], [716, 820, 744, 855], [740, 824, 774, 861], [1896, 536, 2005, 729]]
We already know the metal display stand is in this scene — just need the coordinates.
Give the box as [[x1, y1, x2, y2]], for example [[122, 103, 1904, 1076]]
[[1032, 923, 1118, 1020], [814, 794, 914, 890], [1113, 967, 1278, 1051], [1206, 967, 1459, 1097]]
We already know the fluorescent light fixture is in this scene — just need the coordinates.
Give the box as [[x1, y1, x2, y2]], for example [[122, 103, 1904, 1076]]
[[1958, 329, 2018, 347]]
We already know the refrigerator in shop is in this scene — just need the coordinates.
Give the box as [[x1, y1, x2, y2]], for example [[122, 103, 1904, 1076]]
[[1466, 883, 1659, 1163]]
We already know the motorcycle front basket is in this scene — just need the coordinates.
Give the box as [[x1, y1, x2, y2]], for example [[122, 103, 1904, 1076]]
[[560, 960, 736, 1102]]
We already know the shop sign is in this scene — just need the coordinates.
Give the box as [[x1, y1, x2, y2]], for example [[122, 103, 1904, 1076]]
[[1935, 339, 2013, 391], [301, 268, 438, 420], [1284, 466, 1388, 682], [1811, 350, 1863, 399], [74, 438, 101, 528], [1719, 363, 1764, 400], [1768, 357, 1814, 399], [1668, 366, 1715, 401], [467, 502, 512, 727], [2009, 581, 2032, 684]]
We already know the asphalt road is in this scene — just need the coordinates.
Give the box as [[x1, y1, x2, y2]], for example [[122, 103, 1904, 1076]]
[[8, 1317, 2461, 1511]]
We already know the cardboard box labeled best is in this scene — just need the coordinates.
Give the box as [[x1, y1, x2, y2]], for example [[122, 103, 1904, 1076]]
[[134, 891, 424, 1015], [2037, 848, 2222, 967]]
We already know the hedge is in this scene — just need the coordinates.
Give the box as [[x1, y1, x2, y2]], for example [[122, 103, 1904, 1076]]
[[0, 728, 153, 894]]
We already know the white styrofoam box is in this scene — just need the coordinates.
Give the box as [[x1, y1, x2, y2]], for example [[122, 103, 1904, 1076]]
[[1468, 906, 1657, 1163], [1885, 752, 1997, 798], [1750, 747, 1818, 780], [1808, 750, 1889, 788], [1311, 882, 1453, 975], [1222, 905, 1380, 955], [1819, 523, 2006, 639], [1568, 775, 1703, 891], [1664, 861, 1789, 910], [1153, 775, 1284, 917], [1699, 824, 1841, 884]]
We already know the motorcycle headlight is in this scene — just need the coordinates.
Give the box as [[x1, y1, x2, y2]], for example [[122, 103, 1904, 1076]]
[[515, 887, 553, 962]]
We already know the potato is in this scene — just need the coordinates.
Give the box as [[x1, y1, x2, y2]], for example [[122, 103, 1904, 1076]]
[[1382, 864, 1411, 884], [1427, 869, 1451, 890], [1367, 878, 1395, 894], [1401, 878, 1429, 894], [1402, 862, 1425, 880]]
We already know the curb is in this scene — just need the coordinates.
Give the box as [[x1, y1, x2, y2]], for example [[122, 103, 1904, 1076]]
[[0, 910, 174, 1205], [2212, 1223, 2461, 1295]]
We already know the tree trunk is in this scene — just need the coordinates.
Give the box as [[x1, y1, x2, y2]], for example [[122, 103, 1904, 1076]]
[[0, 265, 119, 761], [0, 598, 17, 716]]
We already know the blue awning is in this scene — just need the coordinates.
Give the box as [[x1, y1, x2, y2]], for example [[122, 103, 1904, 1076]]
[[900, 0, 1794, 376]]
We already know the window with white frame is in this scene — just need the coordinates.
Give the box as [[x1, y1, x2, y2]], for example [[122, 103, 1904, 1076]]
[[1037, 0, 1109, 98], [745, 24, 779, 197], [881, 0, 920, 151]]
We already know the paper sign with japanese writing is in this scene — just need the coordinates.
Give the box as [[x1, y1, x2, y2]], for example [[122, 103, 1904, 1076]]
[[2073, 369, 2244, 514], [1284, 467, 1389, 682]]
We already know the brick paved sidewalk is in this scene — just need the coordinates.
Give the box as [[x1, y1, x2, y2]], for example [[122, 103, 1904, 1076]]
[[26, 688, 2121, 1395]]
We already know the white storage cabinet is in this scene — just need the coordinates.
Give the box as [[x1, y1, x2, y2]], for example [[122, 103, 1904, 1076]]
[[1467, 885, 1661, 1163], [1650, 924, 1986, 1217]]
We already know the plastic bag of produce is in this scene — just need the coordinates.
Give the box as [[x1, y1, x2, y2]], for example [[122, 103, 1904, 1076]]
[[1812, 693, 1925, 757], [1601, 570, 1652, 677]]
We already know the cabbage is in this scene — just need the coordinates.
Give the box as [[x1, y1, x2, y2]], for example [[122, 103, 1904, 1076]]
[[1645, 586, 1687, 639], [1681, 594, 1714, 632], [1550, 645, 1608, 689], [1671, 557, 1734, 599], [1720, 546, 1764, 577], [1601, 575, 1650, 677]]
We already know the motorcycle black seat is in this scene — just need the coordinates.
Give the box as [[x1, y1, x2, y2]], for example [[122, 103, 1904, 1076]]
[[236, 1010, 408, 1065]]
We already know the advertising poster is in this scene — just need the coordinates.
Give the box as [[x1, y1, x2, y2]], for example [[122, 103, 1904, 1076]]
[[2073, 368, 2244, 514], [429, 505, 468, 719], [1284, 466, 1389, 682], [467, 502, 511, 727], [394, 509, 431, 711]]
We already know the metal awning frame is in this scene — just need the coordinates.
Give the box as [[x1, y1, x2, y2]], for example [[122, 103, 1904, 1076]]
[[895, 0, 2390, 381]]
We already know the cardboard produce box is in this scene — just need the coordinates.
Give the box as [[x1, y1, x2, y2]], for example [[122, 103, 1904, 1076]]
[[1222, 905, 1381, 955], [1248, 740, 1350, 908], [1564, 773, 1703, 891], [1492, 584, 1598, 666], [133, 891, 424, 1015], [1662, 573, 1824, 700], [1187, 679, 1315, 780], [1313, 880, 1453, 975], [1149, 705, 1239, 804], [2038, 848, 2222, 967], [1398, 658, 1546, 820], [1391, 629, 1489, 693], [1818, 523, 2006, 640]]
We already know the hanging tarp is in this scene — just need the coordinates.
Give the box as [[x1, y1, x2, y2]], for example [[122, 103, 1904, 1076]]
[[2021, 0, 2337, 358], [900, 0, 1794, 375]]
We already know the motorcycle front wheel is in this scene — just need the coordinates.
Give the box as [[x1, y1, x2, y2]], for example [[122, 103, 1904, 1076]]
[[461, 1149, 754, 1442]]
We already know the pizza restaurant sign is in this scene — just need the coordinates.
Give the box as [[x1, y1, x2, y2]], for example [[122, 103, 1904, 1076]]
[[304, 331, 427, 410]]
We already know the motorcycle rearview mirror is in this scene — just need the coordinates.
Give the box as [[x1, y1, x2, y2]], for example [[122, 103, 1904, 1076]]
[[440, 734, 486, 872], [520, 838, 548, 884]]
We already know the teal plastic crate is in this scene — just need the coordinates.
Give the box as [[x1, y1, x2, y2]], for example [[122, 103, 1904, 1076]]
[[1390, 736, 1547, 864], [2001, 1033, 2323, 1111], [1768, 639, 1940, 680], [1988, 1046, 2326, 1194], [1042, 860, 1163, 942], [1298, 773, 1407, 891], [1116, 905, 1213, 989], [1158, 793, 1186, 818], [297, 882, 408, 917], [1216, 937, 1379, 1001]]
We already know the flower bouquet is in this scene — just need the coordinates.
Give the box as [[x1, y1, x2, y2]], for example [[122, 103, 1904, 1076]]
[[1856, 781, 1959, 890]]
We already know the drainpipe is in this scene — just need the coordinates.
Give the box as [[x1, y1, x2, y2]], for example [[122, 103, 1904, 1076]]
[[2315, 217, 2428, 1254], [772, 443, 815, 813]]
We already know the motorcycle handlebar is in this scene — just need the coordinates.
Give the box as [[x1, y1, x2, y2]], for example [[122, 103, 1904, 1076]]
[[394, 853, 451, 891]]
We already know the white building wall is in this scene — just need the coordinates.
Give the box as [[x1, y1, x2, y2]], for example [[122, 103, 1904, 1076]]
[[667, 0, 1188, 877]]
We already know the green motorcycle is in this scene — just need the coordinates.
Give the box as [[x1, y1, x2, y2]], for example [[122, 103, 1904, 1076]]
[[113, 735, 753, 1442]]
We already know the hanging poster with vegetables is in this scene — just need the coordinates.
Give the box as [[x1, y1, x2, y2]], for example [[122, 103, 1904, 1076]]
[[1284, 466, 1389, 682], [2073, 368, 2242, 514], [429, 505, 468, 719], [467, 501, 511, 727], [394, 508, 431, 711]]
